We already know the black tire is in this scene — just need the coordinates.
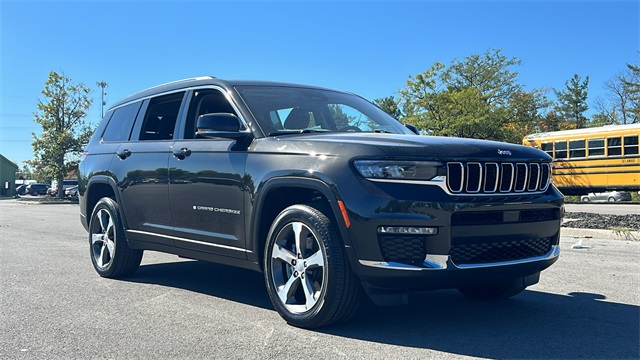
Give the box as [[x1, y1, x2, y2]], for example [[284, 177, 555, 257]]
[[264, 204, 362, 328], [88, 197, 142, 278], [457, 283, 525, 301], [580, 196, 589, 202], [608, 197, 616, 202]]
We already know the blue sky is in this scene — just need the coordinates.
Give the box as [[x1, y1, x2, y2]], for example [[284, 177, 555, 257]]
[[1, 0, 638, 167]]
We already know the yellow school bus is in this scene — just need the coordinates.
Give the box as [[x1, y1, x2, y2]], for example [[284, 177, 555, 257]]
[[523, 124, 640, 195]]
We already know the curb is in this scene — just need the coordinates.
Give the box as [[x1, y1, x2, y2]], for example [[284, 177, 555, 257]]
[[561, 227, 639, 241]]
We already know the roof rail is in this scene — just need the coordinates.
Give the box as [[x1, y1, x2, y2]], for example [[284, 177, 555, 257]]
[[138, 76, 216, 93]]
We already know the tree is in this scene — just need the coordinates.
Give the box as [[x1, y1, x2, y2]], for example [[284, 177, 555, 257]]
[[592, 67, 638, 125], [623, 62, 640, 122], [398, 49, 549, 143], [373, 96, 404, 119], [555, 74, 590, 128], [30, 71, 94, 197]]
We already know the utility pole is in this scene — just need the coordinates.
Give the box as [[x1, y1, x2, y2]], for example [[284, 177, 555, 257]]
[[96, 81, 108, 118]]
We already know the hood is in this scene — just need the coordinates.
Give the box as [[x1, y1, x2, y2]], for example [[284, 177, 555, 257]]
[[266, 133, 550, 162]]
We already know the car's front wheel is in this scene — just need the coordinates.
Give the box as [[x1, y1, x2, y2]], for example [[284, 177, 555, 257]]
[[264, 204, 361, 328], [88, 197, 142, 278]]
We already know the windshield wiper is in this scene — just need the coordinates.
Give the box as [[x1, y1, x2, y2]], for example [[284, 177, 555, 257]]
[[268, 129, 330, 136]]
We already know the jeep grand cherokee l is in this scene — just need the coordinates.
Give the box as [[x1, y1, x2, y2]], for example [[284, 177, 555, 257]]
[[79, 76, 563, 328]]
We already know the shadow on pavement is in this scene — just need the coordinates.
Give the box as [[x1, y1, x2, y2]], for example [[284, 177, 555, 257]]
[[126, 260, 639, 359]]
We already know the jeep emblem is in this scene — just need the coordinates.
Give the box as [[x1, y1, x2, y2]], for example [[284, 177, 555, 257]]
[[498, 149, 512, 156]]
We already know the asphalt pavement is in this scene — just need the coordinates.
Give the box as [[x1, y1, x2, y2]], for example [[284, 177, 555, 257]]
[[1, 200, 638, 359]]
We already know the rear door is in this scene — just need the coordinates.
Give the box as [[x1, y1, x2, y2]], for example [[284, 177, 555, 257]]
[[109, 92, 186, 245]]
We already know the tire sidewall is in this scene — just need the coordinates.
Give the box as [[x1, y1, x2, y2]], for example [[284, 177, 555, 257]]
[[264, 205, 334, 326], [88, 197, 124, 277]]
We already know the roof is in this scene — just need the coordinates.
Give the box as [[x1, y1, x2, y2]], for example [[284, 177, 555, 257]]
[[108, 76, 342, 111], [524, 123, 640, 140], [0, 154, 19, 169]]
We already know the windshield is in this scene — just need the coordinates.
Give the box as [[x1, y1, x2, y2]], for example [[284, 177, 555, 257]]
[[235, 85, 414, 136]]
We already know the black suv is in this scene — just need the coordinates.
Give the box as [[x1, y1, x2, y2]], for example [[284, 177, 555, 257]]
[[79, 76, 563, 328]]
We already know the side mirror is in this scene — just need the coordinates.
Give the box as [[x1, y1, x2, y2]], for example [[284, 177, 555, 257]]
[[196, 113, 247, 139], [405, 123, 420, 135]]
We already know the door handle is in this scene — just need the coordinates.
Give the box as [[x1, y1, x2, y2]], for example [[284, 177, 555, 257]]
[[172, 147, 192, 160], [116, 149, 131, 160]]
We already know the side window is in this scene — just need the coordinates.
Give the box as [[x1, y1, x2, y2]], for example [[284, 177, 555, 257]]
[[184, 89, 237, 139], [540, 142, 553, 157], [102, 102, 142, 142], [139, 92, 185, 141], [588, 138, 605, 157], [607, 137, 622, 156], [554, 141, 567, 159], [569, 139, 585, 158], [624, 135, 639, 155]]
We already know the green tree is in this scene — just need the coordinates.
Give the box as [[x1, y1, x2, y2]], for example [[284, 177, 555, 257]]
[[398, 49, 548, 142], [555, 74, 590, 128], [30, 71, 94, 197], [373, 96, 404, 119], [623, 62, 640, 122]]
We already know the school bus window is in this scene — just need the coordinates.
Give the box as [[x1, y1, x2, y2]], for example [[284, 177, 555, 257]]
[[555, 140, 567, 159], [588, 138, 605, 157], [624, 135, 639, 155], [541, 142, 553, 157], [569, 139, 586, 158], [607, 137, 622, 156]]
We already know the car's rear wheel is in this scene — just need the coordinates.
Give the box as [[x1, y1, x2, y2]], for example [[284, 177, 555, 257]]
[[89, 197, 142, 278], [457, 283, 525, 301], [580, 196, 589, 202], [264, 204, 361, 328], [608, 197, 616, 202]]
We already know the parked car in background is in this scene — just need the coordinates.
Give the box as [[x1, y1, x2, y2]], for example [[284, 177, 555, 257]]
[[15, 185, 28, 195], [50, 179, 79, 195], [580, 191, 632, 202], [65, 185, 78, 198], [25, 183, 49, 196]]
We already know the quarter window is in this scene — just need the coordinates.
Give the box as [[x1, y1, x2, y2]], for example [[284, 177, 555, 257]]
[[554, 141, 567, 159], [624, 135, 639, 155], [607, 137, 622, 156], [588, 138, 605, 157], [569, 139, 586, 158], [102, 102, 142, 142]]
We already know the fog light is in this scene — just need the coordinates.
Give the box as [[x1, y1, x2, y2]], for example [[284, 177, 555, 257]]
[[378, 226, 438, 235]]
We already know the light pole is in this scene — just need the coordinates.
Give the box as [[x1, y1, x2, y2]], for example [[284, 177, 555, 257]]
[[96, 81, 108, 118]]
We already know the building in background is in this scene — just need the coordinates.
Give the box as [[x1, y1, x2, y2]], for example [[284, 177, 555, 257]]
[[0, 154, 19, 197]]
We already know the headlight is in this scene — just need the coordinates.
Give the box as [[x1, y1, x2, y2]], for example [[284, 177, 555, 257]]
[[354, 160, 442, 181]]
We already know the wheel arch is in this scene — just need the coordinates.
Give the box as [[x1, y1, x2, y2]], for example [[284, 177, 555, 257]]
[[249, 177, 352, 267], [84, 176, 127, 229]]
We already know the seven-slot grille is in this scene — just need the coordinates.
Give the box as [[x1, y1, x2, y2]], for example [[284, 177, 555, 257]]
[[446, 162, 551, 195]]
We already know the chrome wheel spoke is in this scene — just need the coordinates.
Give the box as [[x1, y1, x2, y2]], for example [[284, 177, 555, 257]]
[[277, 273, 299, 304], [305, 250, 323, 269], [301, 276, 317, 309], [272, 244, 296, 264], [292, 222, 304, 256]]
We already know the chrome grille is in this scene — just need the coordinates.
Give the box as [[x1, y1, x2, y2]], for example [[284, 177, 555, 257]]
[[447, 162, 551, 195]]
